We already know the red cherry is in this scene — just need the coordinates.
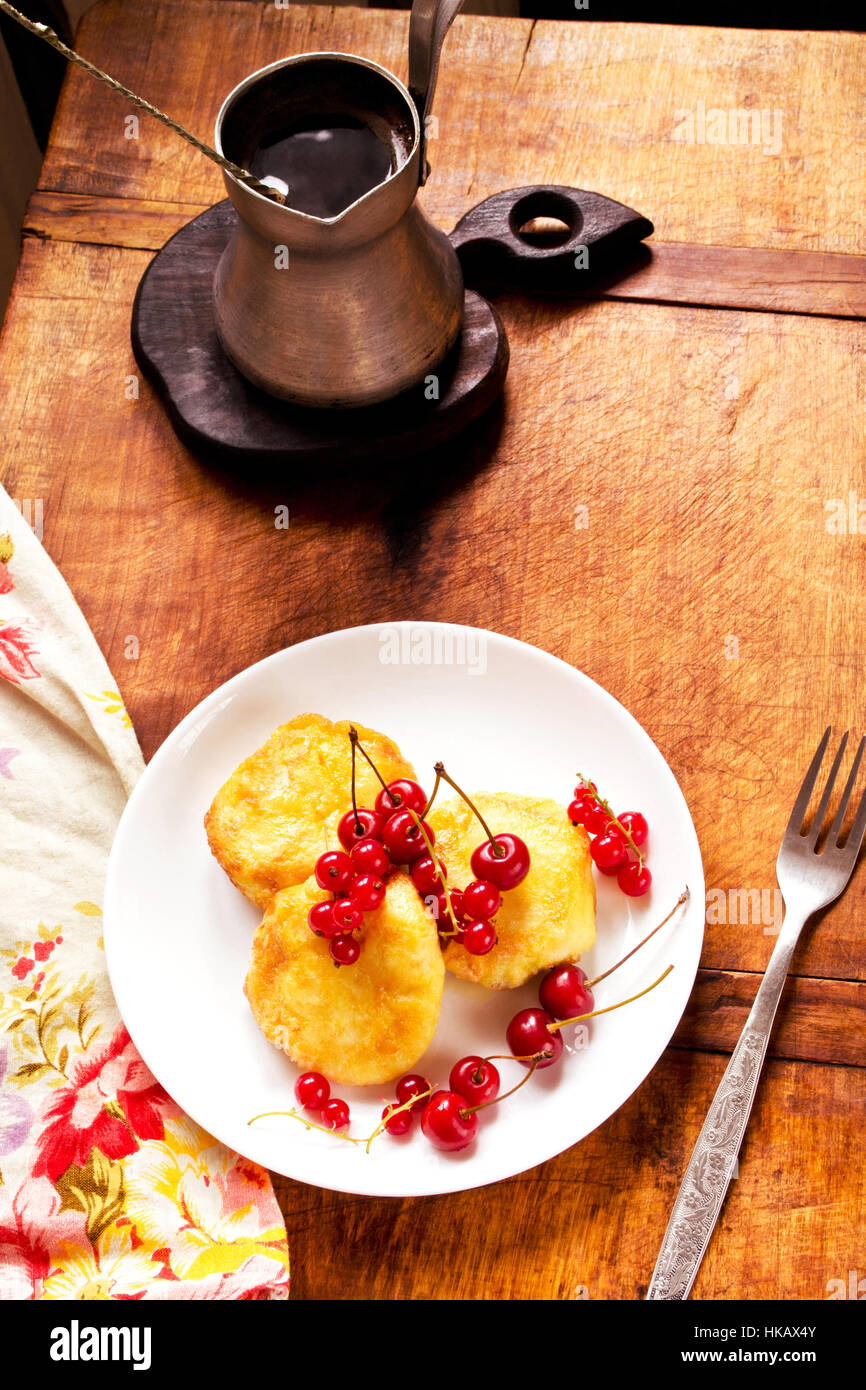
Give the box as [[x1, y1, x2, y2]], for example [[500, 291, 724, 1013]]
[[294, 1071, 330, 1111], [420, 1091, 478, 1151], [350, 838, 391, 877], [411, 854, 446, 897], [618, 811, 649, 848], [539, 964, 595, 1019], [470, 833, 530, 890], [618, 861, 653, 897], [308, 901, 341, 938], [590, 831, 628, 874], [395, 1073, 430, 1112], [461, 920, 497, 955], [315, 850, 354, 893], [506, 1008, 563, 1069], [332, 898, 363, 931], [375, 779, 428, 818], [449, 1056, 500, 1106], [382, 810, 434, 863], [381, 1102, 413, 1136], [460, 878, 501, 921], [337, 807, 383, 851], [350, 873, 386, 912], [322, 1098, 350, 1131], [329, 934, 361, 965]]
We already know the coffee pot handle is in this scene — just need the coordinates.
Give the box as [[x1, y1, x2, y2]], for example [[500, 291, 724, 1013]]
[[409, 0, 465, 185]]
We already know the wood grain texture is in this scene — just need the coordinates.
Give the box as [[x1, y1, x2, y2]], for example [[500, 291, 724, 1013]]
[[37, 3, 866, 254], [23, 191, 866, 320], [2, 1, 865, 1302], [271, 1050, 866, 1300]]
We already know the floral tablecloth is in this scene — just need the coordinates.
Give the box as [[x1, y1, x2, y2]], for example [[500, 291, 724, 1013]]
[[0, 487, 289, 1298]]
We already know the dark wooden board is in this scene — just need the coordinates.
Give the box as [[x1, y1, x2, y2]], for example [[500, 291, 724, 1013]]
[[130, 200, 509, 467]]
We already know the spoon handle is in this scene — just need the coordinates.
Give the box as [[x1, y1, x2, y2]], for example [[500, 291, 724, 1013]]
[[0, 0, 284, 204], [408, 0, 465, 185]]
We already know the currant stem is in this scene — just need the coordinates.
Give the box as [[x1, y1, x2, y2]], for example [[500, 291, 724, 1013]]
[[406, 807, 458, 932], [547, 965, 675, 1033], [434, 762, 506, 858], [347, 726, 362, 834], [586, 889, 689, 988], [248, 1108, 364, 1144], [364, 1085, 435, 1152], [463, 1058, 539, 1117]]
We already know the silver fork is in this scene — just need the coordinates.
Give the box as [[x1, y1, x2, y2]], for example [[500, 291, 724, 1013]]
[[647, 727, 866, 1300]]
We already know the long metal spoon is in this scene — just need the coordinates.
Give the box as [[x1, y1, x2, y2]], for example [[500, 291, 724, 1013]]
[[0, 0, 286, 203]]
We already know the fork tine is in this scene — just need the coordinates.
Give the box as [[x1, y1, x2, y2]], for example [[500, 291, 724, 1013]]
[[841, 781, 866, 860], [828, 735, 866, 846], [786, 726, 831, 837], [805, 730, 849, 845]]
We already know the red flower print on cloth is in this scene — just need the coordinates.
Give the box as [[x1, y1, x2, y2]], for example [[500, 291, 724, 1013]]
[[0, 619, 42, 683], [34, 1024, 172, 1183], [0, 1175, 88, 1299], [0, 564, 11, 596]]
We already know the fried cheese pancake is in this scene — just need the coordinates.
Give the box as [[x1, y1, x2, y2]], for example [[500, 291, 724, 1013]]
[[205, 713, 415, 909], [429, 792, 596, 989], [245, 871, 444, 1086]]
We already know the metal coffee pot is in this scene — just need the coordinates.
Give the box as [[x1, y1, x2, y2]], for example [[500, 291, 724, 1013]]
[[213, 0, 465, 408]]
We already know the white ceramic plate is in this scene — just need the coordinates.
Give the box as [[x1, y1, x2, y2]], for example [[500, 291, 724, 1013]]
[[104, 622, 704, 1198]]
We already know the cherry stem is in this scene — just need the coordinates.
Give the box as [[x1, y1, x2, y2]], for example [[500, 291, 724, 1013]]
[[434, 762, 506, 858], [421, 766, 442, 819], [576, 771, 644, 863], [350, 727, 392, 798], [586, 889, 689, 988], [406, 807, 459, 933], [547, 965, 675, 1033], [248, 1108, 364, 1144], [347, 727, 362, 834], [463, 1058, 539, 1116]]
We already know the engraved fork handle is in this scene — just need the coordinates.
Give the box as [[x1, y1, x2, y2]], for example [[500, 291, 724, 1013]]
[[646, 913, 805, 1300]]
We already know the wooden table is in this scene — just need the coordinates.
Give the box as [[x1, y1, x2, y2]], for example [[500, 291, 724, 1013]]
[[2, 1, 864, 1301]]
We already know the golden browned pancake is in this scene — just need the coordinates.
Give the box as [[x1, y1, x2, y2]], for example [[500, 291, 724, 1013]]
[[429, 792, 596, 989], [205, 713, 415, 909], [244, 871, 444, 1086]]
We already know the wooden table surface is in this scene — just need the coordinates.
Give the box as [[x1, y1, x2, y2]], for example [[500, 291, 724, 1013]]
[[2, 1, 865, 1300]]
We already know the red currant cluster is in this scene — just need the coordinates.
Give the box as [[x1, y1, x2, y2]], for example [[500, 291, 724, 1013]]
[[308, 775, 432, 965], [568, 778, 651, 897]]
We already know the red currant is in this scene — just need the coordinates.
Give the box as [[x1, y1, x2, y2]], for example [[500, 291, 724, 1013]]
[[350, 873, 386, 912], [567, 795, 594, 825], [350, 837, 391, 876], [461, 920, 497, 955], [375, 779, 428, 818], [461, 878, 501, 921], [382, 810, 434, 863], [420, 1091, 478, 1152], [506, 1008, 563, 1069], [581, 801, 612, 836], [470, 833, 530, 890], [337, 807, 383, 851], [449, 1056, 500, 1106], [395, 1073, 430, 1111], [294, 1071, 330, 1111], [315, 850, 354, 893], [618, 811, 649, 848], [618, 861, 653, 896], [332, 898, 363, 931], [574, 780, 598, 797], [411, 854, 446, 897], [330, 934, 361, 966], [539, 964, 595, 1019], [381, 1102, 413, 1136], [322, 1097, 350, 1131], [590, 830, 628, 874], [307, 901, 340, 938]]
